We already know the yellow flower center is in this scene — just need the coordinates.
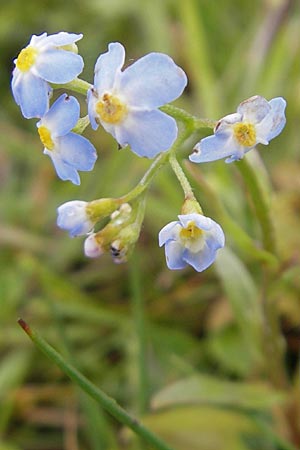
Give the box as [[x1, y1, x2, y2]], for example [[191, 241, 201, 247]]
[[180, 221, 203, 241], [95, 93, 128, 124], [38, 126, 54, 150], [16, 46, 38, 72], [233, 122, 256, 147]]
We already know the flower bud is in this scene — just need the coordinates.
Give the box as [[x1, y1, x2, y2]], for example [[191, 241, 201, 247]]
[[57, 200, 94, 237], [84, 233, 104, 258]]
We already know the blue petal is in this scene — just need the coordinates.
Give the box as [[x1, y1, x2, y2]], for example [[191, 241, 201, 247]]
[[58, 133, 97, 171], [39, 94, 80, 137], [205, 226, 225, 251], [57, 201, 92, 237], [164, 241, 187, 270], [87, 88, 100, 130], [256, 97, 286, 142], [179, 214, 211, 231], [43, 32, 83, 47], [44, 149, 81, 185], [189, 134, 243, 164], [119, 53, 187, 108], [237, 95, 271, 123], [116, 109, 178, 158], [183, 243, 218, 272], [94, 42, 125, 92], [11, 71, 50, 119], [35, 49, 84, 83], [158, 221, 180, 246]]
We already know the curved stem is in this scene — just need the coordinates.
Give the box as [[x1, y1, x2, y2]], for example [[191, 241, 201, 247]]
[[51, 78, 92, 95], [18, 319, 175, 450], [160, 104, 216, 129], [120, 126, 194, 204], [236, 158, 277, 255], [169, 153, 195, 199]]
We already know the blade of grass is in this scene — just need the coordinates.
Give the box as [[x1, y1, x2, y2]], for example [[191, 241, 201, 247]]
[[18, 319, 175, 450]]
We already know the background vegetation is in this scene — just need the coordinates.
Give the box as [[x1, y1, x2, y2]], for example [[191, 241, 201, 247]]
[[1, 0, 300, 449]]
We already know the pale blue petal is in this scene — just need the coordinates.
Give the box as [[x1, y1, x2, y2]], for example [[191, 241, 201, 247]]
[[184, 243, 218, 272], [116, 109, 178, 158], [35, 49, 83, 83], [158, 221, 180, 246], [87, 89, 100, 130], [58, 133, 97, 171], [57, 201, 92, 237], [189, 134, 242, 164], [237, 95, 271, 123], [12, 71, 50, 118], [39, 94, 80, 137], [44, 149, 80, 185], [164, 241, 186, 270], [119, 53, 187, 108], [215, 113, 241, 129], [179, 214, 211, 231], [205, 226, 225, 250], [43, 32, 83, 47], [30, 33, 47, 46], [94, 42, 125, 92], [256, 97, 286, 142]]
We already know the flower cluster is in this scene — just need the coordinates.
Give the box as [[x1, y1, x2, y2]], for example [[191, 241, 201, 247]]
[[12, 31, 287, 273]]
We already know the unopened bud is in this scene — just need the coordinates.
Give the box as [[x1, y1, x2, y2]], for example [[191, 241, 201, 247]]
[[84, 234, 104, 258], [57, 200, 94, 237]]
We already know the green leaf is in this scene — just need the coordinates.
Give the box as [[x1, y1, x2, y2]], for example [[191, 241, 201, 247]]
[[0, 351, 31, 434], [151, 375, 285, 411], [215, 247, 263, 371], [132, 406, 261, 450]]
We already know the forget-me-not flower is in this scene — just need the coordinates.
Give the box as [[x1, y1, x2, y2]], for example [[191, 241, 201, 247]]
[[12, 32, 84, 119], [57, 201, 95, 237], [159, 213, 225, 272], [88, 42, 187, 158], [189, 95, 286, 164], [37, 94, 97, 185]]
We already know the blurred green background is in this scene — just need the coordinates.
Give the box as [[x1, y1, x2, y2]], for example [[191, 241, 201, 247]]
[[1, 0, 300, 449]]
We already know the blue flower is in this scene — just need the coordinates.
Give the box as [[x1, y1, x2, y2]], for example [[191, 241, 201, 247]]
[[159, 213, 225, 272], [189, 96, 286, 164], [37, 94, 97, 185], [88, 42, 187, 158], [57, 201, 95, 237], [12, 32, 84, 119]]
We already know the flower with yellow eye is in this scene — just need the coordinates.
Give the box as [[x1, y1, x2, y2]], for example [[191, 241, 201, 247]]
[[88, 42, 187, 158], [159, 213, 225, 272], [12, 32, 84, 119], [189, 95, 286, 164], [37, 94, 97, 185]]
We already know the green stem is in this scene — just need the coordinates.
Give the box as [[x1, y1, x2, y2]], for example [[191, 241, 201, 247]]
[[18, 319, 174, 450], [120, 127, 193, 204], [236, 157, 277, 255], [160, 104, 216, 129], [51, 78, 92, 95], [129, 252, 149, 414], [169, 153, 195, 199]]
